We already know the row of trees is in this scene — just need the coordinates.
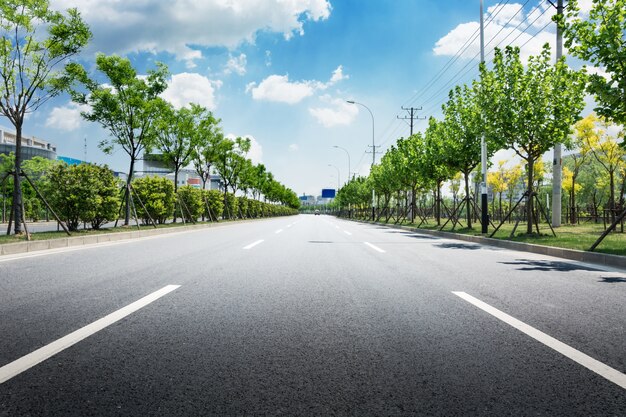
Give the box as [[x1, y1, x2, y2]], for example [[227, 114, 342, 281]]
[[0, 156, 297, 232], [335, 1, 626, 238], [337, 44, 586, 234], [0, 0, 299, 236]]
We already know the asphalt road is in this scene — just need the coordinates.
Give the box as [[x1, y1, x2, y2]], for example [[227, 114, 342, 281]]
[[0, 214, 625, 416]]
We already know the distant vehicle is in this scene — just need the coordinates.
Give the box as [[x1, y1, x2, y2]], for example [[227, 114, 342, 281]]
[[314, 209, 320, 215]]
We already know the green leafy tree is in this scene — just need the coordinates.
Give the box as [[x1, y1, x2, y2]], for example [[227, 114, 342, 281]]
[[131, 176, 175, 224], [44, 163, 120, 231], [213, 136, 251, 206], [191, 113, 222, 190], [155, 103, 212, 192], [0, 0, 90, 234], [442, 82, 499, 227], [480, 45, 586, 234], [70, 54, 168, 226], [561, 0, 626, 129]]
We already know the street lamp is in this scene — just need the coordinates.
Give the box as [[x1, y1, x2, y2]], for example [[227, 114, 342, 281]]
[[346, 100, 376, 220], [332, 145, 351, 184], [328, 164, 340, 190]]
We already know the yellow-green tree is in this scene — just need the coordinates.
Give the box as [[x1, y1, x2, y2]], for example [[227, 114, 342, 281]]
[[564, 114, 594, 223], [584, 116, 625, 222], [487, 160, 508, 220], [562, 166, 582, 222]]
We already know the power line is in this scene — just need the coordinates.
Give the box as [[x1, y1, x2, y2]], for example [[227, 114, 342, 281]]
[[420, 2, 553, 115], [402, 0, 512, 108]]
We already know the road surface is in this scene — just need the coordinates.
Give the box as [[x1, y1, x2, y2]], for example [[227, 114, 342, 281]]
[[1, 214, 625, 416]]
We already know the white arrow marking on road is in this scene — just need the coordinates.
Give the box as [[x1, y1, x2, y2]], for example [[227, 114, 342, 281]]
[[243, 239, 264, 250], [364, 242, 385, 253], [0, 285, 181, 384], [452, 291, 626, 391]]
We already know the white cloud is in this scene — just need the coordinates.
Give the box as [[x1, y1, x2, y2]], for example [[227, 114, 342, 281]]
[[433, 2, 557, 63], [265, 50, 272, 67], [309, 95, 359, 127], [289, 144, 299, 152], [329, 65, 348, 85], [50, 0, 331, 67], [45, 102, 89, 131], [161, 73, 220, 110], [248, 65, 349, 104], [224, 53, 247, 76], [248, 75, 315, 104]]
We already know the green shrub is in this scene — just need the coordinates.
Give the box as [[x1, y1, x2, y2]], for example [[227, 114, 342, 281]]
[[131, 176, 175, 224], [202, 189, 224, 221], [223, 193, 238, 220], [177, 185, 203, 222], [44, 163, 120, 231], [237, 196, 249, 219]]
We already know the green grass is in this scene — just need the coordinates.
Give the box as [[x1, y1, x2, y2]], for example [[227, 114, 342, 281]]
[[376, 217, 626, 256]]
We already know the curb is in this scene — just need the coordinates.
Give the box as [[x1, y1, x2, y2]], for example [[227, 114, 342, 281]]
[[350, 219, 626, 270], [0, 218, 261, 257]]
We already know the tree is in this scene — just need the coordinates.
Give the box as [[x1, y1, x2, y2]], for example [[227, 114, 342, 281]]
[[0, 0, 90, 234], [442, 82, 498, 228], [154, 103, 209, 192], [564, 114, 594, 223], [70, 54, 168, 225], [480, 45, 586, 234], [487, 161, 508, 221], [583, 115, 625, 222], [423, 117, 453, 225], [561, 0, 626, 129], [191, 112, 222, 190], [213, 136, 251, 206]]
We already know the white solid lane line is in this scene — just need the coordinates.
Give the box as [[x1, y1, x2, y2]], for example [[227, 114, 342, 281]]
[[243, 239, 264, 250], [275, 229, 283, 234], [0, 285, 181, 384], [364, 242, 386, 253], [452, 291, 626, 390]]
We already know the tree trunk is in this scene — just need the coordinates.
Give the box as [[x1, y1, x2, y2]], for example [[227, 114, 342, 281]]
[[173, 168, 179, 223], [464, 172, 472, 228], [125, 157, 135, 226], [12, 123, 23, 234], [609, 170, 616, 223], [570, 176, 576, 224], [526, 157, 535, 234]]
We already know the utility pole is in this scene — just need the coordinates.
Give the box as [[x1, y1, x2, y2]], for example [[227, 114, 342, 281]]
[[84, 137, 87, 163], [550, 0, 564, 227], [397, 106, 425, 136], [480, 0, 489, 234]]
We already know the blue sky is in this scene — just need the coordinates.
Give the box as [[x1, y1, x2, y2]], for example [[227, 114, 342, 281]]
[[8, 0, 594, 196]]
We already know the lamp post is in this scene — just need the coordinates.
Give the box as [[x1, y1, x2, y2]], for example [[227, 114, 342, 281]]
[[346, 100, 376, 220], [332, 145, 351, 184], [328, 164, 340, 191]]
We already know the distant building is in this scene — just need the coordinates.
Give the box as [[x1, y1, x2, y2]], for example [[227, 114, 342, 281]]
[[57, 156, 84, 166], [299, 195, 316, 206], [0, 126, 57, 161]]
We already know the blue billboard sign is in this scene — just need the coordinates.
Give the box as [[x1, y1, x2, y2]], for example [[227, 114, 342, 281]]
[[321, 188, 336, 198]]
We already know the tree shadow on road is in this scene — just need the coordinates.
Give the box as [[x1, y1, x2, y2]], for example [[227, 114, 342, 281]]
[[436, 242, 482, 250], [599, 277, 626, 283], [384, 230, 439, 240], [500, 259, 602, 272]]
